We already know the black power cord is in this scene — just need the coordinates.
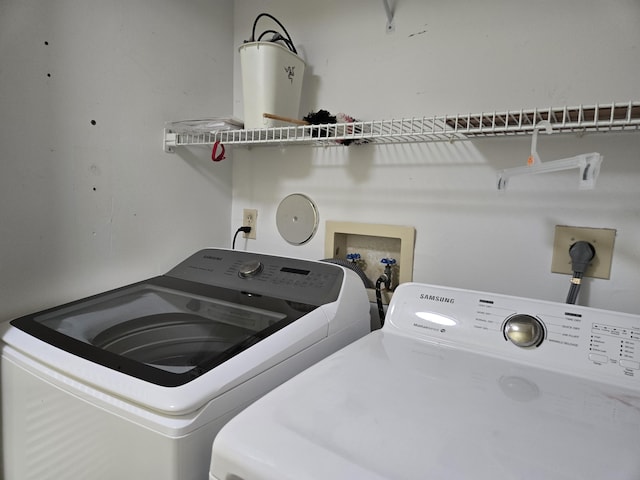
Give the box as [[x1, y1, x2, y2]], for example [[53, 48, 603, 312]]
[[566, 241, 596, 304], [232, 226, 252, 250], [248, 13, 298, 54]]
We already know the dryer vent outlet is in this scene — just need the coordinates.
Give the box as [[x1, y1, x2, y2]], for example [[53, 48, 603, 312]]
[[243, 209, 258, 239]]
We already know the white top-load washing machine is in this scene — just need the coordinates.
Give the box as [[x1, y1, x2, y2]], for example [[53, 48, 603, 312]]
[[210, 282, 640, 480], [1, 248, 370, 480]]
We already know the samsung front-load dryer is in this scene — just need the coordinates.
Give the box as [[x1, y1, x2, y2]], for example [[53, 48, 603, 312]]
[[209, 282, 640, 480], [1, 248, 370, 480]]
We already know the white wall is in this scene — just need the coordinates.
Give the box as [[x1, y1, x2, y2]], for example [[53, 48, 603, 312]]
[[231, 0, 640, 314], [0, 0, 234, 320], [1, 1, 638, 319]]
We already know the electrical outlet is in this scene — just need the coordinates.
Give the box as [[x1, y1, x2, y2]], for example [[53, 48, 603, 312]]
[[243, 209, 257, 239], [551, 225, 616, 279]]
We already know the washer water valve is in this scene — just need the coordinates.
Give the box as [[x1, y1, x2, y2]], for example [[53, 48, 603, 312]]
[[346, 252, 362, 265], [380, 258, 397, 290]]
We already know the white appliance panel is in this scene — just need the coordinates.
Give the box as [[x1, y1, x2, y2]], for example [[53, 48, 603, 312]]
[[1, 249, 371, 480], [209, 283, 640, 480]]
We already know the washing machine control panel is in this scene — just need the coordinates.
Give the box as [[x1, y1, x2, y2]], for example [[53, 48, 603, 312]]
[[386, 283, 640, 386], [167, 249, 344, 306]]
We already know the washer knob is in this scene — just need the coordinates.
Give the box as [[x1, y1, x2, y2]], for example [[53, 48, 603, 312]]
[[238, 260, 263, 278], [503, 314, 545, 348]]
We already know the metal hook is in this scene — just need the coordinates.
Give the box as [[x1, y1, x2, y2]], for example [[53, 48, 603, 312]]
[[382, 0, 395, 33], [528, 120, 553, 166]]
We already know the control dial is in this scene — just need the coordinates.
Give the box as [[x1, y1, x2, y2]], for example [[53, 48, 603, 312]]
[[238, 260, 264, 278], [503, 314, 545, 348]]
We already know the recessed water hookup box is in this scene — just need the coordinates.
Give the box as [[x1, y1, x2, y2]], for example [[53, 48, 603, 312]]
[[325, 221, 416, 304]]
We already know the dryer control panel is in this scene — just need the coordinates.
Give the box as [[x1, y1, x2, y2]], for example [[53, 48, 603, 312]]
[[387, 282, 640, 386]]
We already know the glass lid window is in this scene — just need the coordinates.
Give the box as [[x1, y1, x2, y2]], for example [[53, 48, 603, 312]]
[[23, 283, 289, 385]]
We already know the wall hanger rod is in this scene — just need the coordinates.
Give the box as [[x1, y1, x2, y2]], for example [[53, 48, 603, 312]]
[[496, 121, 603, 191]]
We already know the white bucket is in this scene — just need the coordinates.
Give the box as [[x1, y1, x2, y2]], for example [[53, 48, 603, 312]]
[[239, 42, 305, 129]]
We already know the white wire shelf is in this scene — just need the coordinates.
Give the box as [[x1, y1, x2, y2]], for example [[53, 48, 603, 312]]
[[163, 101, 640, 152]]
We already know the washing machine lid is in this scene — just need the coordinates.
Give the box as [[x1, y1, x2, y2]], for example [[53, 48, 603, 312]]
[[11, 277, 301, 386], [210, 330, 640, 479], [9, 249, 346, 387]]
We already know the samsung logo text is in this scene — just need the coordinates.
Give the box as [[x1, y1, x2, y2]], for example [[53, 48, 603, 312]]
[[419, 294, 455, 304]]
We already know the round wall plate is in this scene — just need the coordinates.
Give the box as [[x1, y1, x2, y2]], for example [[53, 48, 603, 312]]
[[276, 193, 319, 245]]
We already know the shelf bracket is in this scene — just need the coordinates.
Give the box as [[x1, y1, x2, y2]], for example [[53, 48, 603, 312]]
[[382, 0, 395, 33], [164, 129, 176, 154]]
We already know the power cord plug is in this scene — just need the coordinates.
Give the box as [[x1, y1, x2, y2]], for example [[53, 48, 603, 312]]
[[232, 226, 252, 250], [566, 241, 595, 304], [569, 241, 596, 274]]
